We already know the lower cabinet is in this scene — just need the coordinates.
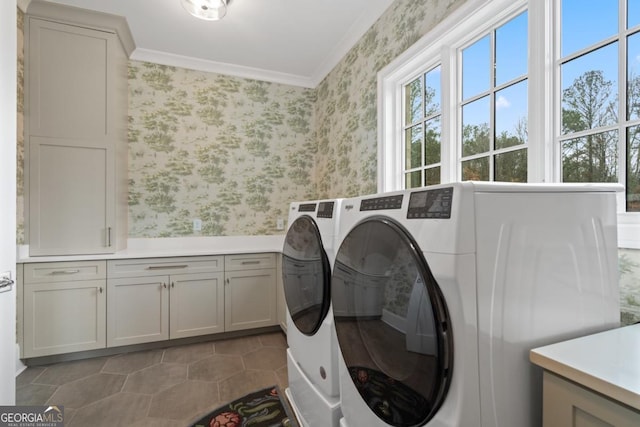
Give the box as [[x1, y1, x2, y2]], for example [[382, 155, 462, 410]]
[[224, 253, 277, 331], [106, 257, 224, 347], [21, 261, 107, 358], [542, 371, 640, 427], [20, 252, 278, 358]]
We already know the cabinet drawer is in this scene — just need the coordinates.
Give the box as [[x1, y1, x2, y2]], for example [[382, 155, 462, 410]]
[[24, 260, 106, 284], [107, 256, 224, 278], [225, 253, 276, 271]]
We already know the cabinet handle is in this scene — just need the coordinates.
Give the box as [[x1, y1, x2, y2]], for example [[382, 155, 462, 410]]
[[171, 282, 175, 288], [51, 270, 80, 275], [241, 260, 260, 265], [147, 265, 188, 270], [99, 287, 103, 294], [0, 277, 14, 293], [226, 278, 230, 285], [163, 283, 167, 289], [107, 227, 112, 247]]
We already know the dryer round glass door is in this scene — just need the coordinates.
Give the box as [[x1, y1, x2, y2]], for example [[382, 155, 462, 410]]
[[332, 217, 453, 427], [282, 215, 332, 335]]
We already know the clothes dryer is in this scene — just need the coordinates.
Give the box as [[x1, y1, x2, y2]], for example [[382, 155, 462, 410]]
[[282, 199, 342, 427], [332, 182, 620, 427]]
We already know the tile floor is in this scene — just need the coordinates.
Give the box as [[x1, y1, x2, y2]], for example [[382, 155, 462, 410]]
[[16, 331, 289, 426]]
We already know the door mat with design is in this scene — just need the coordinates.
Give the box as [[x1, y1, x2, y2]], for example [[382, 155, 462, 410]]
[[189, 385, 299, 427]]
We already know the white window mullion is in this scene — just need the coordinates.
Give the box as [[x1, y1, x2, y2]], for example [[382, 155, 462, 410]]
[[377, 77, 403, 192], [440, 44, 456, 183], [617, 0, 628, 212], [528, 0, 554, 183], [551, 0, 564, 183], [489, 31, 497, 181]]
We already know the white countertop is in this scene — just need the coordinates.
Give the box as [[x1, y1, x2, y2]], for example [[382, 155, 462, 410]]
[[17, 235, 286, 263], [530, 324, 640, 411]]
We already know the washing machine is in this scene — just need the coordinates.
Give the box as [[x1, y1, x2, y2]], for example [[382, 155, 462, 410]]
[[282, 198, 343, 427], [332, 182, 620, 427]]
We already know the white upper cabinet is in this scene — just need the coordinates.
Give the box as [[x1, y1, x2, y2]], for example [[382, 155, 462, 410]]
[[24, 0, 134, 256]]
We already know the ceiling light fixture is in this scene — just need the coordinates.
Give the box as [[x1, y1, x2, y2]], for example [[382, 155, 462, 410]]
[[181, 0, 228, 21]]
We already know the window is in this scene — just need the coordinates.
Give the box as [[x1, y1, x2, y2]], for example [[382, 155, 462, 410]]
[[403, 65, 442, 188], [379, 0, 640, 246], [459, 12, 528, 183], [557, 0, 640, 210], [385, 0, 529, 191]]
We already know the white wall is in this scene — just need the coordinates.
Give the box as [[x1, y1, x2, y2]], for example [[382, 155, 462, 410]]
[[0, 0, 18, 405]]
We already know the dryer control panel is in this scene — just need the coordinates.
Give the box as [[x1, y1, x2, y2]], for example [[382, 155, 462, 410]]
[[298, 203, 316, 212], [407, 187, 453, 219], [359, 194, 404, 211]]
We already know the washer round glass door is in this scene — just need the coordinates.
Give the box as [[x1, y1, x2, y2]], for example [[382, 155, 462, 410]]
[[332, 217, 452, 427], [282, 215, 331, 335]]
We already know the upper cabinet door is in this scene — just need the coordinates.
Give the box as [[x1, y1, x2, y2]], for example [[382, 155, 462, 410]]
[[27, 19, 113, 142], [28, 136, 114, 255], [24, 7, 131, 256]]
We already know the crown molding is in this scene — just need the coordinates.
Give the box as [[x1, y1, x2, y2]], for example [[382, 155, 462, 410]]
[[131, 48, 316, 89]]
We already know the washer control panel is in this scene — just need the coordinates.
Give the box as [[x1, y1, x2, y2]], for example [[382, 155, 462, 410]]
[[360, 194, 404, 211], [407, 187, 453, 219], [317, 201, 335, 218]]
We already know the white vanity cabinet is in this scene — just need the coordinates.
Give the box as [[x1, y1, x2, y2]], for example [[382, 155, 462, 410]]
[[24, 1, 133, 256], [106, 257, 224, 347], [531, 325, 640, 427], [21, 261, 107, 358], [542, 371, 640, 427], [224, 253, 277, 332]]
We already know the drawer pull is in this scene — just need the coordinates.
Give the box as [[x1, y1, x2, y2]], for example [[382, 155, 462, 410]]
[[241, 260, 261, 265], [51, 270, 80, 275], [99, 287, 103, 293], [147, 265, 188, 270]]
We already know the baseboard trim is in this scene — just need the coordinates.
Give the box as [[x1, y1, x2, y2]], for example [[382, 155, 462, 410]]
[[15, 343, 26, 377], [21, 326, 281, 367]]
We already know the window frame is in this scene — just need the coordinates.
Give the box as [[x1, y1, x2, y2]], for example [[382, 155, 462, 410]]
[[378, 0, 531, 192], [378, 0, 640, 248]]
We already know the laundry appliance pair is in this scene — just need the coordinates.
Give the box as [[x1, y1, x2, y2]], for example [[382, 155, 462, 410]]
[[283, 182, 620, 427]]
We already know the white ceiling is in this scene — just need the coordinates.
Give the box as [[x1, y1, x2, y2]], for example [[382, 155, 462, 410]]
[[26, 0, 394, 87]]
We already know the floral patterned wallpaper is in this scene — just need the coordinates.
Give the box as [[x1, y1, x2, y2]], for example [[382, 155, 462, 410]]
[[127, 62, 317, 237]]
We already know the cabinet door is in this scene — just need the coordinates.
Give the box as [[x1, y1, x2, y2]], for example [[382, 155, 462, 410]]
[[27, 18, 112, 140], [170, 272, 224, 339], [542, 371, 640, 427], [23, 280, 106, 358], [107, 276, 169, 347], [29, 136, 114, 255], [225, 268, 277, 332]]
